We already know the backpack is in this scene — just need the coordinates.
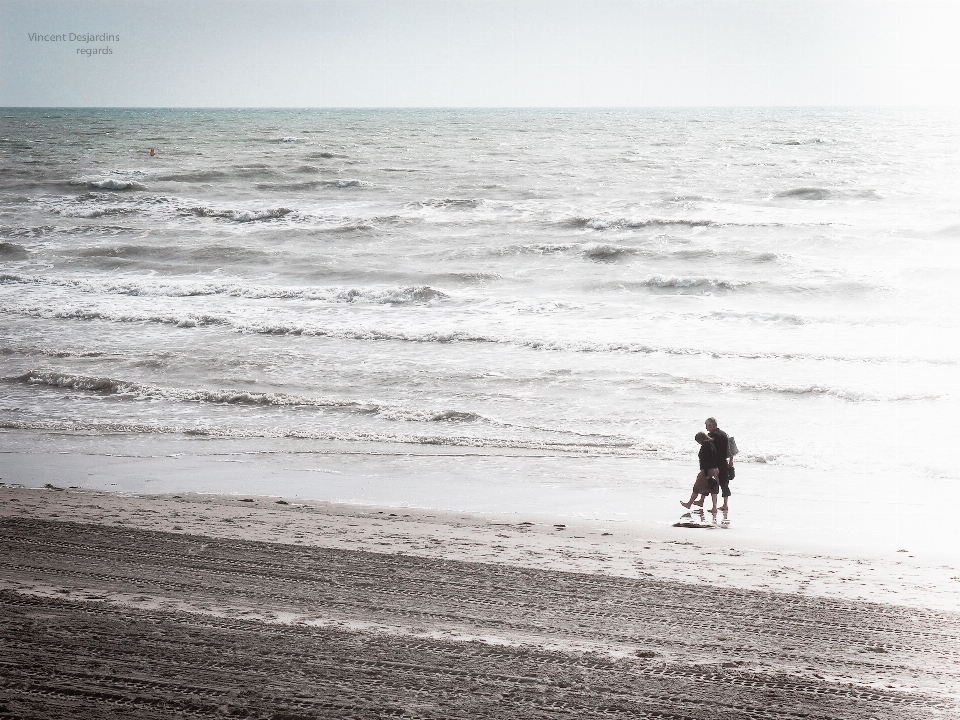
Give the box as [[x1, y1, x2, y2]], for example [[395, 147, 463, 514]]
[[727, 436, 739, 480]]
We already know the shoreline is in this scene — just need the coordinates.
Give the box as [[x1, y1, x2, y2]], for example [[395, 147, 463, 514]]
[[4, 435, 958, 564], [3, 485, 958, 613]]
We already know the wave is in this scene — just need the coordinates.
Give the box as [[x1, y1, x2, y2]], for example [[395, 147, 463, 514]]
[[707, 310, 807, 325], [0, 273, 450, 305], [499, 243, 577, 255], [0, 242, 27, 258], [0, 345, 111, 359], [155, 165, 280, 183], [580, 243, 637, 261], [327, 214, 405, 230], [640, 370, 941, 402], [664, 195, 713, 203], [492, 242, 781, 265], [563, 216, 717, 230], [775, 187, 830, 200], [306, 151, 347, 159], [3, 224, 133, 239], [6, 371, 501, 426], [632, 275, 749, 291], [323, 222, 373, 233], [253, 179, 368, 190], [56, 206, 137, 219], [0, 417, 633, 454], [2, 301, 944, 366], [416, 198, 483, 210], [62, 243, 279, 266], [772, 138, 823, 146], [75, 178, 147, 191], [666, 247, 777, 263], [182, 206, 293, 222], [722, 378, 940, 402], [602, 275, 883, 296], [441, 272, 503, 283], [90, 179, 147, 191], [155, 170, 231, 182], [6, 368, 637, 447]]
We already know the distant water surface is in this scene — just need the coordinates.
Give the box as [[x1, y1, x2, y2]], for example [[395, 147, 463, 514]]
[[2, 108, 960, 551]]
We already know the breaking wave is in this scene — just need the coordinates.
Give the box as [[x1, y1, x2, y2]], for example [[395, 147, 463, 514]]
[[563, 216, 717, 230], [707, 310, 808, 325], [1, 301, 943, 365], [721, 377, 939, 402], [0, 418, 634, 453], [76, 178, 147, 191], [0, 345, 111, 359], [56, 206, 137, 219], [4, 371, 491, 424], [254, 179, 368, 190], [416, 198, 484, 210], [183, 206, 294, 222], [0, 273, 450, 305], [634, 275, 750, 291]]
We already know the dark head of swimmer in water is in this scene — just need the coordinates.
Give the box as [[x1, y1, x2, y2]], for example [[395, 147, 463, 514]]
[[149, 148, 155, 157]]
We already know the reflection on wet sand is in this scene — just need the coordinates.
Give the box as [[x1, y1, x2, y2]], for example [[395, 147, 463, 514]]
[[673, 508, 730, 529]]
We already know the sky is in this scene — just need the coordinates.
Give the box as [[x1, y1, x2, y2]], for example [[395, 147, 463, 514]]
[[2, 0, 960, 107]]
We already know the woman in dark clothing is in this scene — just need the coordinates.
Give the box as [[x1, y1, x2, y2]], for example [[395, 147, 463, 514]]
[[681, 431, 719, 511]]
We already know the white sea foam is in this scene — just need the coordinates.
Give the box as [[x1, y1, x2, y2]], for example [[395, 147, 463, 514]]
[[183, 206, 293, 222], [0, 273, 450, 304], [1, 299, 951, 367], [5, 370, 500, 423]]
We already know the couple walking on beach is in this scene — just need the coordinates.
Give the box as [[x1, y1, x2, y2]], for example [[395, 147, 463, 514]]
[[681, 417, 736, 513]]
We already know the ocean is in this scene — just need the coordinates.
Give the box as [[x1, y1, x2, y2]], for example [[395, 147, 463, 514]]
[[3, 107, 960, 555]]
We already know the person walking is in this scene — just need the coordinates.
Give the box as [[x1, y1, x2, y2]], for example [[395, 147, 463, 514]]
[[706, 417, 734, 511], [681, 432, 719, 511]]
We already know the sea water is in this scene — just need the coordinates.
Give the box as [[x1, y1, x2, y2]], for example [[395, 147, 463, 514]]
[[2, 108, 959, 555]]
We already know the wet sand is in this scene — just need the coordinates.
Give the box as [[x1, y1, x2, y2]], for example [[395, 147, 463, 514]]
[[2, 487, 959, 719]]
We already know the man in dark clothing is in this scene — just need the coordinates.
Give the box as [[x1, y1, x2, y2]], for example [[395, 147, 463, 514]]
[[706, 417, 733, 511]]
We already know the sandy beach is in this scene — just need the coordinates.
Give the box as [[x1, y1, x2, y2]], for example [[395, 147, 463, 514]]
[[2, 485, 959, 719]]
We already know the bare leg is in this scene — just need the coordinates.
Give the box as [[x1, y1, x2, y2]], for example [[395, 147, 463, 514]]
[[718, 470, 730, 511], [709, 493, 718, 512], [680, 490, 699, 509]]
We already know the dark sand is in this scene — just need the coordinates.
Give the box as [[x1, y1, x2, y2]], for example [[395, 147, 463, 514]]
[[2, 514, 959, 720]]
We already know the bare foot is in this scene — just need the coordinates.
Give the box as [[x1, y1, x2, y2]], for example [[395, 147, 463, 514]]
[[718, 504, 728, 512], [693, 499, 704, 507], [680, 501, 692, 509]]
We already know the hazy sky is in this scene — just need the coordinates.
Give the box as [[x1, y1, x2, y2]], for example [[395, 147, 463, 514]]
[[3, 0, 959, 106]]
